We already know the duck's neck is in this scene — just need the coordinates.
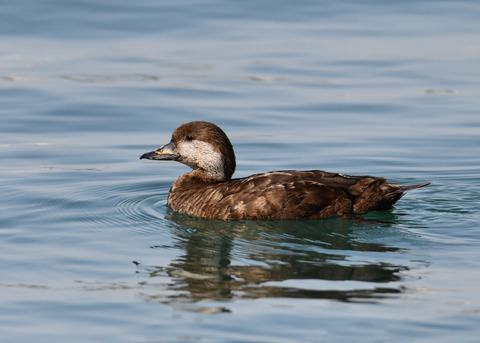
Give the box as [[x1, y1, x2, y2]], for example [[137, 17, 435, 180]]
[[185, 169, 227, 183]]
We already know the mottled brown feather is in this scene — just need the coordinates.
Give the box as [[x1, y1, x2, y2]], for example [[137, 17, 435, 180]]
[[167, 170, 428, 220]]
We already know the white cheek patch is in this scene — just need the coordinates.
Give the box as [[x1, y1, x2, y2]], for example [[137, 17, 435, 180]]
[[177, 141, 225, 180]]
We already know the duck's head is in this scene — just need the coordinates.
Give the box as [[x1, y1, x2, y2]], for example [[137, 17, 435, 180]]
[[140, 121, 236, 181]]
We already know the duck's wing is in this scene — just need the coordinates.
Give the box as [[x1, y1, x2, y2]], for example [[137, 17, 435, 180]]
[[216, 171, 429, 219], [212, 171, 360, 219]]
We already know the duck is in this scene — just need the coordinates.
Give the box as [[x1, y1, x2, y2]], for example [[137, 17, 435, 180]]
[[140, 121, 430, 220]]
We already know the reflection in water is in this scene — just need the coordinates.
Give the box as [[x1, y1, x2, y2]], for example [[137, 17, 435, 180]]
[[136, 210, 410, 312]]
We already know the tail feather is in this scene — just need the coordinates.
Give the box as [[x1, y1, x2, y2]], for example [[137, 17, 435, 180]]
[[397, 182, 431, 193]]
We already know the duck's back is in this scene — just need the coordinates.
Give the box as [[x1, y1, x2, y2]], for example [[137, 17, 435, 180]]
[[167, 170, 425, 220]]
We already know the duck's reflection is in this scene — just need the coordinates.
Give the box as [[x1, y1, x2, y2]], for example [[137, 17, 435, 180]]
[[136, 210, 409, 312]]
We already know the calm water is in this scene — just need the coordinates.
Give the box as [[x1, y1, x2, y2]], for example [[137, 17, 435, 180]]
[[1, 1, 480, 342]]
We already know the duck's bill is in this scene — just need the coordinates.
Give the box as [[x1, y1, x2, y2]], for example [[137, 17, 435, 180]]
[[140, 142, 180, 161]]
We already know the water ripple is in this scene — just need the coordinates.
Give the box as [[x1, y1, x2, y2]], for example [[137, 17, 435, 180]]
[[107, 180, 172, 235], [116, 192, 166, 225]]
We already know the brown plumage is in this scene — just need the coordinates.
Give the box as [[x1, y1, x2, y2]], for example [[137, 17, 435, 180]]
[[140, 121, 430, 220]]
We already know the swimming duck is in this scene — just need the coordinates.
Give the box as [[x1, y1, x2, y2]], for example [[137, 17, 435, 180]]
[[140, 121, 429, 220]]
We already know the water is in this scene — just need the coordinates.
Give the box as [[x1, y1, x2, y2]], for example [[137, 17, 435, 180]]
[[1, 0, 480, 342]]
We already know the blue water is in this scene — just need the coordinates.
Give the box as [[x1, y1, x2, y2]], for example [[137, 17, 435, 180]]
[[1, 1, 480, 342]]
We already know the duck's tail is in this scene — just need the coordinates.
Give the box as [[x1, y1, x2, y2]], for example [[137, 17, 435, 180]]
[[397, 182, 431, 193]]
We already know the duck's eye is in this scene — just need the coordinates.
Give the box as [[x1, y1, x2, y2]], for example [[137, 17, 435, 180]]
[[186, 135, 194, 141]]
